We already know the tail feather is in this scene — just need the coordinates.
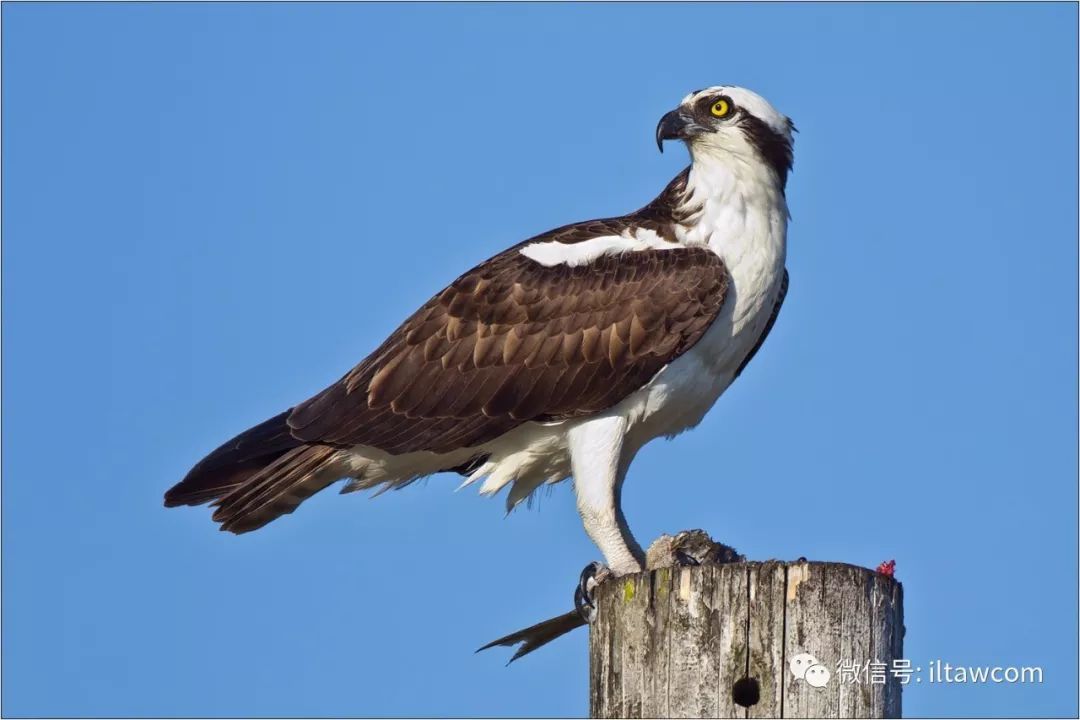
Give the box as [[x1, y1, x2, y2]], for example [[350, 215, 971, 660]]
[[168, 472, 255, 507], [167, 410, 343, 533], [165, 410, 302, 508], [164, 465, 261, 509], [211, 445, 339, 533]]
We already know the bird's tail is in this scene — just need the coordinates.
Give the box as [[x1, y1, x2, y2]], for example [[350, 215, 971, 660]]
[[164, 411, 340, 533], [209, 444, 339, 533]]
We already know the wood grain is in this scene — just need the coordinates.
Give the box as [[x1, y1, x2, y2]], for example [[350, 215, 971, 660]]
[[588, 561, 904, 719]]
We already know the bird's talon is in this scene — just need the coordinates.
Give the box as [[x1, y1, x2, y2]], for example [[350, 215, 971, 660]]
[[573, 584, 595, 623], [574, 561, 611, 623]]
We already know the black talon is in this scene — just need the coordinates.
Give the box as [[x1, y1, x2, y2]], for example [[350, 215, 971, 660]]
[[577, 561, 602, 607], [574, 561, 608, 623], [574, 583, 594, 623]]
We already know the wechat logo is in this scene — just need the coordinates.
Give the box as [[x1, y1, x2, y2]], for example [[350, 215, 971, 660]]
[[790, 652, 831, 688]]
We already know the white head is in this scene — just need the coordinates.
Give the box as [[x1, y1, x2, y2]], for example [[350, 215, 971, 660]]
[[656, 86, 795, 188]]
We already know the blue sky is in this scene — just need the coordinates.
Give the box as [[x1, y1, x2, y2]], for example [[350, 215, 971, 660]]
[[2, 3, 1077, 717]]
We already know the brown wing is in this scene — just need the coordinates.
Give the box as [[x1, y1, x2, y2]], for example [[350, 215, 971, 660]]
[[287, 246, 729, 455]]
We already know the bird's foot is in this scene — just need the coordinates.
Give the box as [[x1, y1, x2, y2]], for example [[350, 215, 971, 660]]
[[573, 561, 612, 624], [645, 530, 746, 569]]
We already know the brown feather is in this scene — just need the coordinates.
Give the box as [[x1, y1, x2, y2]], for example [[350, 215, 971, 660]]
[[164, 411, 301, 508], [168, 169, 751, 534], [286, 172, 730, 455], [211, 445, 338, 534]]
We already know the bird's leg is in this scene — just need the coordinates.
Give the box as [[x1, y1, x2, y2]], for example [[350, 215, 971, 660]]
[[568, 416, 646, 578]]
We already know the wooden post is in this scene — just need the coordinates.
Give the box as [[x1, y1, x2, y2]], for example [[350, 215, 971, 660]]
[[588, 561, 904, 719]]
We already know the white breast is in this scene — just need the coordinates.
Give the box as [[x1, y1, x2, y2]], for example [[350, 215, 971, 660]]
[[619, 154, 789, 448]]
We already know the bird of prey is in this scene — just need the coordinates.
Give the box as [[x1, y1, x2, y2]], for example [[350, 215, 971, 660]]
[[165, 86, 794, 591]]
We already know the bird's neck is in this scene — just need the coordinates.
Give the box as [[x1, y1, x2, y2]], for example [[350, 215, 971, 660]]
[[672, 153, 789, 259]]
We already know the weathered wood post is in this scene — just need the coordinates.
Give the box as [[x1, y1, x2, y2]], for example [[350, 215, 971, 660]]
[[589, 561, 904, 719]]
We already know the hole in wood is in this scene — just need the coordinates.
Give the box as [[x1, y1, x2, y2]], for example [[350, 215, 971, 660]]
[[732, 676, 760, 708]]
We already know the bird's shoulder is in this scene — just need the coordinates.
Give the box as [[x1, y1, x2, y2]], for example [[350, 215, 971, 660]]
[[507, 165, 695, 250]]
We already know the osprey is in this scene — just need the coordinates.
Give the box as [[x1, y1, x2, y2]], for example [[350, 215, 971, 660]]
[[165, 85, 794, 584]]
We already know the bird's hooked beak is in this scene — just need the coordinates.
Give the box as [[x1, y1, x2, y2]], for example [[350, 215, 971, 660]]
[[655, 109, 694, 153]]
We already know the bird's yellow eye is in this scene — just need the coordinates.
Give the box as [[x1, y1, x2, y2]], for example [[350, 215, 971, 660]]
[[710, 99, 731, 118]]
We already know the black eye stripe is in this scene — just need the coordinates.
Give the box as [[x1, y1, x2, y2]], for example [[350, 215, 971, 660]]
[[738, 113, 794, 190], [692, 94, 736, 123]]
